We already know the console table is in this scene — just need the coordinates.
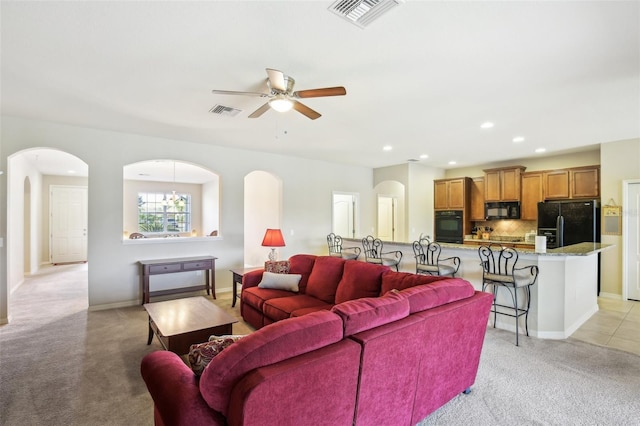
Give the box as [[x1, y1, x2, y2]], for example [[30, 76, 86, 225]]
[[140, 256, 217, 304]]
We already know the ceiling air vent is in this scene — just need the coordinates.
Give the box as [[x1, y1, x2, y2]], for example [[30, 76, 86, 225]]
[[209, 104, 241, 117], [329, 0, 404, 28]]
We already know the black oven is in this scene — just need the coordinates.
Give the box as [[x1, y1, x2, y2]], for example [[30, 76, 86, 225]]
[[434, 210, 463, 244]]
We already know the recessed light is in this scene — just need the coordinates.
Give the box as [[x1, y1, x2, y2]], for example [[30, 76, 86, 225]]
[[448, 161, 457, 165], [512, 136, 525, 143], [383, 146, 393, 151], [67, 170, 76, 174], [420, 154, 428, 159], [480, 122, 494, 129], [535, 148, 546, 153]]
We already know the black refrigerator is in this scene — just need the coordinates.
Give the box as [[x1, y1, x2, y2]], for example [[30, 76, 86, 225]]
[[537, 200, 600, 249]]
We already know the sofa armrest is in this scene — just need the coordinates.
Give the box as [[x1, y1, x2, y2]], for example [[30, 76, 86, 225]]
[[141, 351, 225, 426], [242, 269, 265, 290]]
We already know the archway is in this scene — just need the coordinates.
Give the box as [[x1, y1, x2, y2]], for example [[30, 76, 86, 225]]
[[5, 148, 88, 322]]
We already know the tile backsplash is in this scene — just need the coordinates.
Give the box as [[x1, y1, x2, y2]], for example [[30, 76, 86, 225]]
[[473, 220, 537, 238]]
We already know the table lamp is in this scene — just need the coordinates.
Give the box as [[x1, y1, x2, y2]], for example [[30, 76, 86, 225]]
[[261, 228, 285, 261]]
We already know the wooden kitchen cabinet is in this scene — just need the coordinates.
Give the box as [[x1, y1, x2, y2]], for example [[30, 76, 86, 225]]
[[520, 172, 544, 220], [543, 166, 599, 200], [483, 166, 525, 202], [470, 177, 485, 220], [543, 170, 570, 199], [570, 166, 599, 198], [434, 177, 469, 210]]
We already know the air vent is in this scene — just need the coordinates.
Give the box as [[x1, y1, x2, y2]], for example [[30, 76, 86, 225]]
[[407, 159, 419, 162], [209, 104, 241, 117], [329, 0, 404, 28]]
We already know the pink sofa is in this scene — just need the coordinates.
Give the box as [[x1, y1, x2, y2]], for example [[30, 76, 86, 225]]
[[141, 255, 492, 425]]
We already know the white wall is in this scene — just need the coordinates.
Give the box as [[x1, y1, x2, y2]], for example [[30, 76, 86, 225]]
[[0, 116, 376, 321], [600, 138, 640, 297]]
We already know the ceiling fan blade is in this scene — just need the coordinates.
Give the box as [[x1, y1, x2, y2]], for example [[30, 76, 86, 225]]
[[266, 68, 287, 92], [292, 100, 321, 120], [212, 89, 268, 97], [293, 86, 347, 98], [248, 102, 271, 118]]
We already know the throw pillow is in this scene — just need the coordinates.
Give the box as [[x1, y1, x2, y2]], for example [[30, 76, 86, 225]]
[[188, 335, 245, 376], [258, 271, 302, 292], [264, 260, 290, 274]]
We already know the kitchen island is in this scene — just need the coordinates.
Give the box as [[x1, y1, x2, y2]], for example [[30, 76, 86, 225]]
[[342, 238, 613, 340]]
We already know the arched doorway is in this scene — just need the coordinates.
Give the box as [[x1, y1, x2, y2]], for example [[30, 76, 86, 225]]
[[5, 148, 88, 322]]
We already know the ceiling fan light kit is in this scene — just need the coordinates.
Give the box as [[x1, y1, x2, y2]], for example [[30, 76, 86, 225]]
[[212, 68, 346, 120], [269, 95, 293, 112]]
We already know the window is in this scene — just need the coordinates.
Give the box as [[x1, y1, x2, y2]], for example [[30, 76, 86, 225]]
[[138, 192, 191, 233]]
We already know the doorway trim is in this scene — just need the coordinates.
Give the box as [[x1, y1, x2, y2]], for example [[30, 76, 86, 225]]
[[622, 179, 640, 301]]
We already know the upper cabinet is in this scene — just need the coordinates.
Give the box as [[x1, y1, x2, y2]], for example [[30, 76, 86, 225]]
[[520, 172, 544, 220], [543, 165, 599, 200], [483, 166, 525, 202], [570, 166, 600, 198], [470, 177, 485, 221], [434, 177, 469, 210]]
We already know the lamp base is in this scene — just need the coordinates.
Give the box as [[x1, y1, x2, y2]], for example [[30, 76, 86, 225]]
[[268, 248, 277, 261]]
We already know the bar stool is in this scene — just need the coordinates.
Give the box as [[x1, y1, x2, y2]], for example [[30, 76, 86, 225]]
[[479, 244, 539, 346], [327, 233, 361, 260], [361, 235, 402, 271], [412, 237, 460, 277]]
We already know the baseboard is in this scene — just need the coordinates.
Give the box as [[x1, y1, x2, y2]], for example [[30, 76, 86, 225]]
[[88, 300, 140, 311], [88, 287, 234, 311], [599, 292, 622, 300]]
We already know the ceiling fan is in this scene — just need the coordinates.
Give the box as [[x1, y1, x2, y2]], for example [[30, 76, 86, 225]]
[[211, 68, 346, 120]]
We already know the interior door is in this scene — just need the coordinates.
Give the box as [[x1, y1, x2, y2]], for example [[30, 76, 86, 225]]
[[50, 185, 88, 264], [626, 182, 640, 301], [332, 193, 356, 238], [377, 196, 396, 241]]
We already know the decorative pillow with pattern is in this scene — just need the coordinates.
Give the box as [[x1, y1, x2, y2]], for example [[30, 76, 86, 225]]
[[188, 335, 245, 376], [265, 260, 291, 274]]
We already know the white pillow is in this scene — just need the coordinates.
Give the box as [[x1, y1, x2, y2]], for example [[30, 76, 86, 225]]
[[258, 271, 302, 292]]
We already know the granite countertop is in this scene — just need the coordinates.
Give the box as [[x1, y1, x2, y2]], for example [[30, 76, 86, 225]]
[[439, 241, 613, 256], [342, 238, 613, 256]]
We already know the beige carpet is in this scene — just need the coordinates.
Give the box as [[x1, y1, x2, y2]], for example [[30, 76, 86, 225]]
[[1, 264, 639, 425]]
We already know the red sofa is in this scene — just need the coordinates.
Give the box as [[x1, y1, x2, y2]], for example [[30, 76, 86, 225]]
[[141, 255, 492, 425]]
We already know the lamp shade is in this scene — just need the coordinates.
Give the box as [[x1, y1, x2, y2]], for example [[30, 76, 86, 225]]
[[261, 228, 285, 247]]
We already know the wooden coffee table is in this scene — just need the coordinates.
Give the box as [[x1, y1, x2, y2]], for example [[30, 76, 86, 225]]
[[144, 296, 238, 355]]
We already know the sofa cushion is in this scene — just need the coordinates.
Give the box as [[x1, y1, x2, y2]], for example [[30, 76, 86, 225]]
[[258, 272, 302, 292], [263, 295, 330, 322], [288, 254, 318, 294], [331, 291, 409, 336], [305, 256, 346, 303], [334, 260, 389, 304], [242, 287, 297, 312], [290, 304, 334, 317], [380, 271, 448, 295], [399, 278, 475, 314], [188, 335, 245, 376], [199, 310, 344, 416]]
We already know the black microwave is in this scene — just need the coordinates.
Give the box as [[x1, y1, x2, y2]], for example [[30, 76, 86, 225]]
[[485, 202, 520, 220]]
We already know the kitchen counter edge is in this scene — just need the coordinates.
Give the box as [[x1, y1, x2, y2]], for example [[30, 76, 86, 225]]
[[343, 239, 613, 257]]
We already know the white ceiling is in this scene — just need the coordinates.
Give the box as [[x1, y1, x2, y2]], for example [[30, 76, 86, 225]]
[[2, 1, 639, 175]]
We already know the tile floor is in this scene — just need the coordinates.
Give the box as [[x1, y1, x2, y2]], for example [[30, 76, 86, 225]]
[[570, 297, 640, 356]]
